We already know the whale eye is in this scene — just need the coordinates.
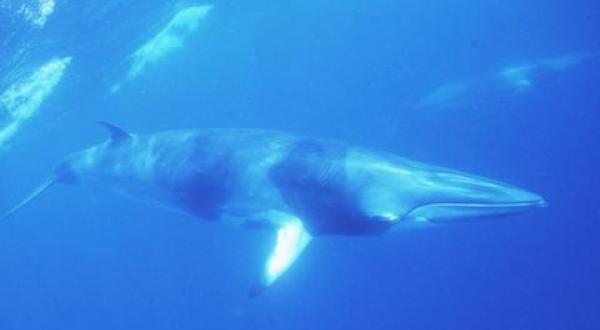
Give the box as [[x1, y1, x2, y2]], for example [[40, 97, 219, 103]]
[[371, 212, 399, 223], [381, 212, 399, 222]]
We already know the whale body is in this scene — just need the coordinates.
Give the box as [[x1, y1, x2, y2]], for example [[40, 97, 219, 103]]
[[2, 123, 547, 296], [416, 50, 599, 110], [111, 5, 213, 93]]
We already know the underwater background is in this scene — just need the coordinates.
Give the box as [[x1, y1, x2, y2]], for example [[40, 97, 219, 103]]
[[0, 0, 599, 329]]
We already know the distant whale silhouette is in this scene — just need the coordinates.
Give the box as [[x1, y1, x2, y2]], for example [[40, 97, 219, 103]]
[[2, 123, 547, 296], [111, 5, 213, 93], [416, 50, 599, 110]]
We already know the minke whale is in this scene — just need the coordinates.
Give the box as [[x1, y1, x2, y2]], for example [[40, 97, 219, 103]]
[[2, 123, 547, 296], [416, 50, 599, 110], [111, 5, 213, 93]]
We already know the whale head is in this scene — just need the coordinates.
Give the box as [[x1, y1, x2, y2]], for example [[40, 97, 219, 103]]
[[347, 150, 546, 225]]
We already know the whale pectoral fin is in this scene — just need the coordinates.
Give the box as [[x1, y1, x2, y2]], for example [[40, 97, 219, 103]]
[[249, 218, 312, 297]]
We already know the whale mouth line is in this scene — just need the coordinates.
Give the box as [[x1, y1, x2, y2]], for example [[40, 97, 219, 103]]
[[403, 199, 548, 223], [432, 199, 549, 208]]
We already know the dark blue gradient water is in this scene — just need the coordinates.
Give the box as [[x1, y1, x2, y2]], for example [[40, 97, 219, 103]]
[[0, 0, 599, 329]]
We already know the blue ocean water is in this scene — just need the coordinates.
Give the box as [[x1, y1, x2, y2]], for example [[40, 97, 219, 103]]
[[0, 0, 599, 329]]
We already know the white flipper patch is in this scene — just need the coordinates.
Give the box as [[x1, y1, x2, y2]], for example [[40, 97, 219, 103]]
[[250, 217, 312, 297]]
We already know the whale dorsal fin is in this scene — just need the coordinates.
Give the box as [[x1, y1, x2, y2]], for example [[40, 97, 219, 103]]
[[249, 213, 312, 297], [97, 121, 131, 144]]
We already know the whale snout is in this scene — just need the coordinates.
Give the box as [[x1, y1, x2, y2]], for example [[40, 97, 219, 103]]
[[402, 173, 547, 223], [347, 152, 547, 225]]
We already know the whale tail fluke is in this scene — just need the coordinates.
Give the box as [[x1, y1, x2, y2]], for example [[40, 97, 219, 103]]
[[1, 176, 57, 222]]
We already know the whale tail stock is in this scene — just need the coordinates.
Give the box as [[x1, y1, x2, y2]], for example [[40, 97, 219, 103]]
[[1, 176, 57, 222], [1, 122, 130, 223]]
